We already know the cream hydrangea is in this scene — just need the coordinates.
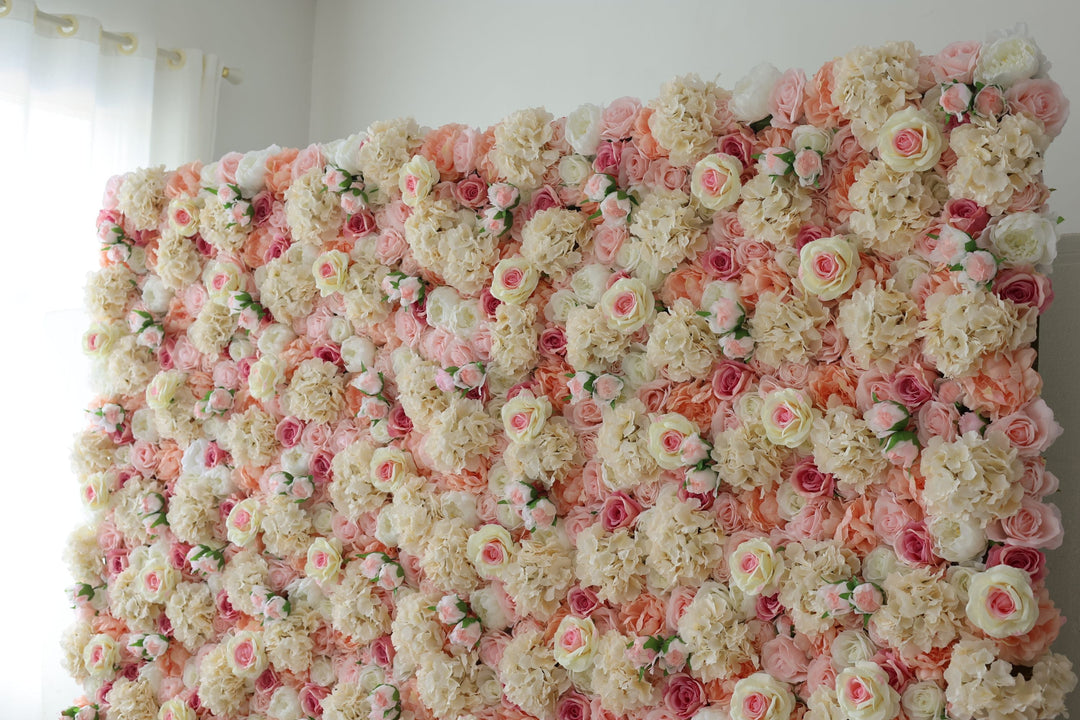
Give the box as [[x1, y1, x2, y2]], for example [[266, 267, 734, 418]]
[[491, 107, 560, 190], [198, 190, 247, 253], [343, 242, 392, 328], [837, 281, 920, 368], [623, 189, 707, 287], [921, 431, 1022, 528], [330, 561, 392, 643], [502, 527, 574, 621], [677, 581, 756, 682], [417, 652, 482, 718], [919, 288, 1037, 377], [116, 166, 167, 230], [737, 173, 813, 247], [648, 74, 728, 166], [329, 439, 386, 519], [284, 358, 345, 424], [504, 416, 579, 487], [166, 582, 215, 652], [154, 230, 202, 290], [871, 567, 961, 659], [749, 291, 828, 369], [405, 197, 497, 295], [565, 304, 632, 374], [777, 540, 861, 636], [574, 523, 645, 603], [222, 405, 279, 467], [418, 517, 479, 595], [198, 643, 247, 716], [390, 590, 444, 675], [256, 243, 319, 325], [597, 399, 660, 490], [421, 396, 496, 473], [811, 406, 888, 493], [264, 615, 314, 674], [521, 208, 587, 280], [832, 41, 920, 147], [86, 263, 136, 322], [591, 631, 657, 714], [711, 411, 789, 491], [848, 160, 946, 256], [498, 629, 569, 720], [260, 494, 314, 559], [637, 486, 724, 591], [105, 676, 159, 720], [646, 298, 718, 382], [948, 113, 1047, 215], [357, 117, 425, 192], [489, 301, 539, 385], [187, 300, 237, 356]]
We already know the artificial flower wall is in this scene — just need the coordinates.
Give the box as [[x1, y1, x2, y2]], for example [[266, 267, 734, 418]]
[[65, 28, 1075, 720]]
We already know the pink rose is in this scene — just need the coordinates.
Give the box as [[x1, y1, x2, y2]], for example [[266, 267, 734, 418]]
[[964, 250, 998, 284], [986, 544, 1047, 582], [567, 585, 600, 618], [593, 222, 628, 264], [973, 85, 1007, 118], [895, 521, 938, 566], [454, 175, 489, 208], [762, 635, 809, 683], [931, 40, 980, 83], [817, 584, 852, 616], [701, 245, 742, 280], [916, 401, 959, 447], [988, 498, 1064, 550], [298, 683, 328, 718], [872, 490, 917, 544], [792, 149, 823, 186], [786, 497, 842, 541], [601, 491, 641, 532], [939, 82, 974, 118], [346, 209, 377, 238], [717, 131, 753, 170], [760, 146, 791, 176], [1007, 78, 1070, 137], [993, 268, 1054, 313], [216, 152, 242, 185], [944, 198, 990, 236], [890, 368, 933, 409], [621, 144, 650, 186], [768, 68, 807, 128], [987, 399, 1062, 456], [557, 690, 592, 720], [600, 97, 642, 140], [756, 594, 783, 621], [291, 144, 325, 180], [805, 655, 837, 695], [593, 141, 623, 176], [527, 185, 562, 217], [789, 458, 835, 498], [851, 583, 883, 614], [663, 674, 706, 718], [644, 158, 687, 191], [1019, 457, 1059, 499]]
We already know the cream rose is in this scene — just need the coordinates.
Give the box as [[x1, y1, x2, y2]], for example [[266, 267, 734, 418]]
[[226, 498, 262, 547], [467, 524, 515, 578], [399, 154, 439, 207], [975, 34, 1041, 87], [599, 277, 655, 333], [988, 212, 1058, 268], [901, 681, 946, 720], [565, 103, 603, 155], [761, 389, 814, 448], [559, 154, 593, 186], [146, 370, 185, 411], [139, 552, 179, 602], [647, 412, 698, 470], [836, 662, 901, 720], [729, 672, 796, 720], [247, 356, 285, 401], [799, 236, 859, 301], [553, 615, 599, 672], [691, 153, 743, 211], [159, 697, 197, 720], [491, 257, 540, 305], [369, 447, 416, 492], [729, 538, 782, 595], [83, 633, 119, 677], [965, 565, 1039, 638], [305, 537, 343, 584], [168, 198, 200, 237], [501, 392, 552, 443], [226, 630, 268, 679], [312, 249, 350, 296], [877, 108, 944, 173]]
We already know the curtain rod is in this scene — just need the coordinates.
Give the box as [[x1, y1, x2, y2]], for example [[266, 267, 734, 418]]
[[0, 2, 240, 83]]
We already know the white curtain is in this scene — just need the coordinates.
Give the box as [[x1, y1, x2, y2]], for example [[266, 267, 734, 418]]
[[0, 2, 222, 717]]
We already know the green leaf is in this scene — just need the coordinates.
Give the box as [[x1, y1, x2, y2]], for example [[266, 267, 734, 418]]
[[749, 115, 773, 133]]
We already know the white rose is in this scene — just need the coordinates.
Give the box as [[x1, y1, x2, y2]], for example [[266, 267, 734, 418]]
[[890, 255, 931, 294], [775, 481, 807, 520], [729, 538, 782, 595], [467, 524, 515, 578], [425, 286, 461, 330], [862, 546, 901, 585], [131, 408, 160, 442], [326, 316, 352, 344], [248, 356, 285, 400], [947, 565, 979, 605], [761, 389, 814, 448], [257, 323, 297, 356], [544, 289, 579, 324], [141, 276, 173, 314], [279, 446, 310, 477], [448, 300, 482, 338], [375, 506, 400, 547], [691, 153, 743, 211], [399, 154, 439, 207], [927, 514, 986, 563], [621, 347, 655, 387], [552, 615, 598, 671], [470, 586, 512, 630], [565, 103, 603, 155], [877, 108, 945, 173], [729, 672, 796, 720], [267, 686, 302, 720], [333, 133, 365, 174], [146, 370, 185, 410], [599, 277, 655, 333], [559, 154, 593, 186], [647, 412, 697, 470], [836, 662, 901, 720], [988, 212, 1057, 268], [831, 630, 877, 671], [901, 681, 946, 720], [235, 145, 278, 197], [975, 33, 1042, 87], [226, 498, 262, 547], [570, 264, 612, 306], [501, 393, 552, 442], [799, 236, 859, 301], [229, 335, 255, 361], [791, 125, 831, 154], [966, 565, 1039, 638], [83, 634, 119, 677], [312, 250, 350, 296], [490, 257, 540, 305], [341, 336, 376, 373], [729, 63, 782, 123]]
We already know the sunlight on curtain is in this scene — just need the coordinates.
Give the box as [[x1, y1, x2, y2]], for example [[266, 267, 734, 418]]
[[0, 2, 222, 716]]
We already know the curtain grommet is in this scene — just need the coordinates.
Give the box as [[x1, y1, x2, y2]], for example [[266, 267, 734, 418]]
[[56, 14, 78, 36], [0, 0, 11, 18], [166, 48, 186, 69], [114, 31, 138, 55]]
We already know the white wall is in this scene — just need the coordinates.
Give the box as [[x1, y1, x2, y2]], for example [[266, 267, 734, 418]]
[[42, 0, 316, 158], [309, 0, 1080, 237], [308, 0, 1080, 709]]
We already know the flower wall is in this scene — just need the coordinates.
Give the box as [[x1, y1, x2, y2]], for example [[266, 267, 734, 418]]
[[65, 30, 1075, 720]]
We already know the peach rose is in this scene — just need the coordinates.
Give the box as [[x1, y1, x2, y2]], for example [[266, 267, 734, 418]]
[[1007, 78, 1070, 137], [768, 68, 806, 128]]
